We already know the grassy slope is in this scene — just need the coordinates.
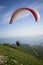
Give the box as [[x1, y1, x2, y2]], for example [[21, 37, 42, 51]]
[[20, 44, 37, 56], [0, 44, 43, 65], [33, 45, 43, 60]]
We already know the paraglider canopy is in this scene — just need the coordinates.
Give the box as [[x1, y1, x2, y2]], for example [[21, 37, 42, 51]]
[[9, 8, 40, 24]]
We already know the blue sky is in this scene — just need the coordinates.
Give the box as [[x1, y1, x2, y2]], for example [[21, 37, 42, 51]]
[[0, 0, 43, 38]]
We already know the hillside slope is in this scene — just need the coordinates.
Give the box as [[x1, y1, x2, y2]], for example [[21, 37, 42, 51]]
[[0, 44, 43, 65]]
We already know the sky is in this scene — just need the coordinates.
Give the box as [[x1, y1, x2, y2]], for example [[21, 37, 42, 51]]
[[0, 0, 43, 39]]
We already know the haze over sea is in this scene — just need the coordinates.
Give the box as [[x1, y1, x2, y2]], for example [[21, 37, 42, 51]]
[[0, 35, 43, 45]]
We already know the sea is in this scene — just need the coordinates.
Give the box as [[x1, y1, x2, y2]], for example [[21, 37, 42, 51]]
[[0, 35, 43, 45]]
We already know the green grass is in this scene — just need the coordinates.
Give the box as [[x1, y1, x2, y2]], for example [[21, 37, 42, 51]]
[[0, 44, 43, 65], [33, 45, 43, 60]]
